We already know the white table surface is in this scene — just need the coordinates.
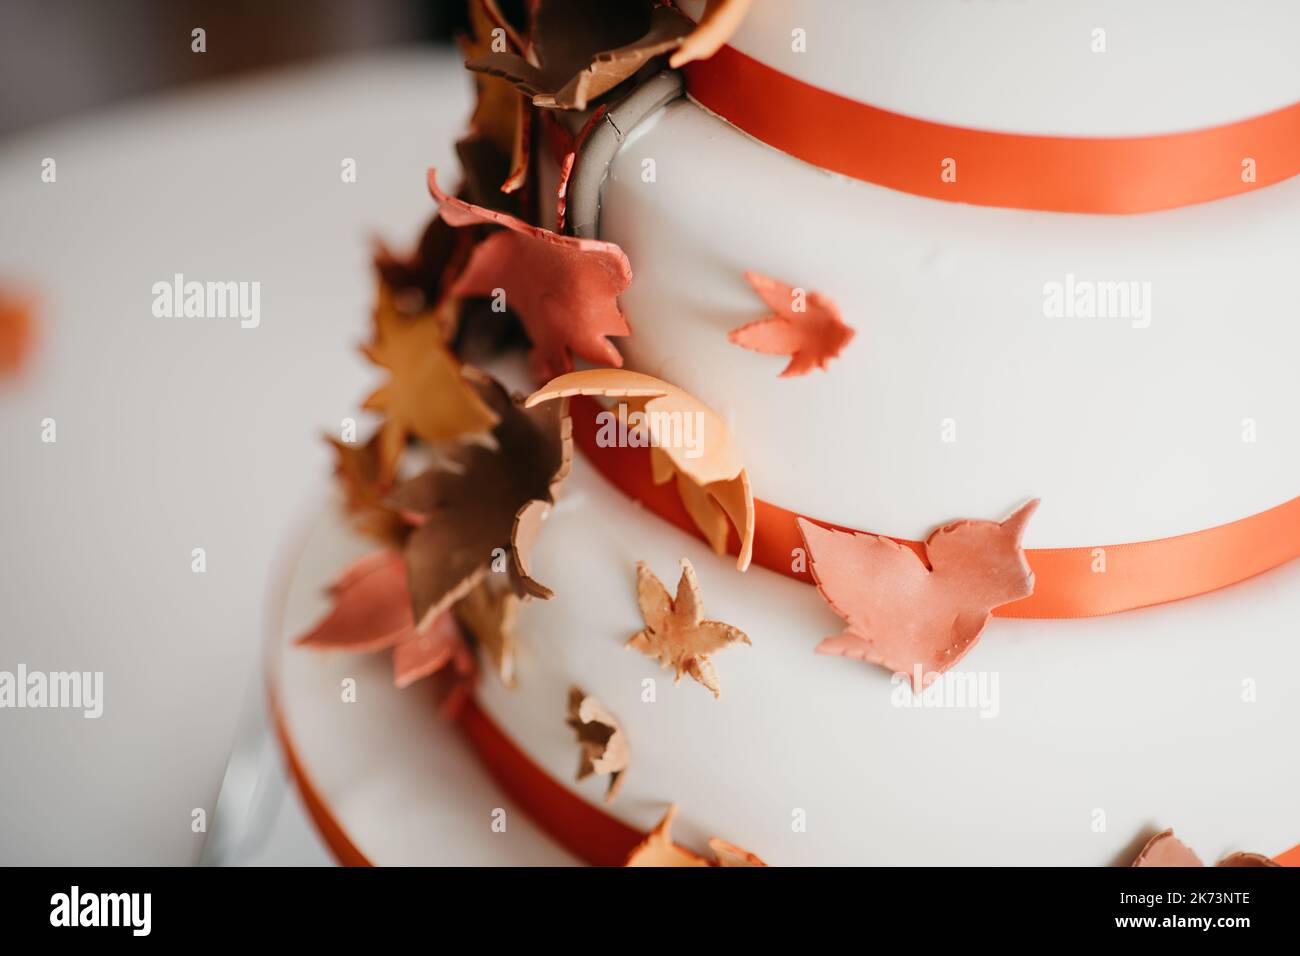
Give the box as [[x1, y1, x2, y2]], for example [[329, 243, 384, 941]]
[[0, 49, 470, 865]]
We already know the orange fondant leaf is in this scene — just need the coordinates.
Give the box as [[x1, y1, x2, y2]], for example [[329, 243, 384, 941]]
[[386, 375, 572, 629], [455, 580, 521, 688], [566, 686, 629, 803], [627, 559, 749, 698], [0, 290, 34, 376], [668, 0, 754, 68], [708, 837, 767, 867], [526, 369, 754, 569], [798, 501, 1038, 688], [296, 550, 475, 690], [360, 283, 499, 481], [1132, 829, 1280, 868], [729, 271, 854, 377], [625, 805, 766, 867], [429, 169, 632, 380]]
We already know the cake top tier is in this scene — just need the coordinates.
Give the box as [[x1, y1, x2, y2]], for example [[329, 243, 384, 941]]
[[680, 0, 1300, 136]]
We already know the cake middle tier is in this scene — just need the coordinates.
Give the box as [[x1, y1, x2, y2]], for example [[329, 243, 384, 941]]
[[596, 99, 1300, 547]]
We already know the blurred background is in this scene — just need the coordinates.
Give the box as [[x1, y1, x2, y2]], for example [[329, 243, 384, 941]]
[[1, 0, 477, 136], [0, 0, 489, 865]]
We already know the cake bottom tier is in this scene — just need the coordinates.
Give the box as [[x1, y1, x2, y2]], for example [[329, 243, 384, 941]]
[[478, 455, 1300, 866]]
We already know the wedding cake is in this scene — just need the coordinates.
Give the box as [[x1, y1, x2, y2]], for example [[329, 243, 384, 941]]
[[277, 0, 1300, 867]]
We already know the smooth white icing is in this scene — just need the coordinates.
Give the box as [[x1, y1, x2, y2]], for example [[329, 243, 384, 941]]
[[277, 466, 1300, 865], [679, 0, 1300, 135], [482, 457, 1300, 866], [274, 504, 576, 866], [598, 99, 1300, 545]]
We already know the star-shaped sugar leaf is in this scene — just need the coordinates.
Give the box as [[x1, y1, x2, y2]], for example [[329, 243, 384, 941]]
[[627, 559, 749, 698]]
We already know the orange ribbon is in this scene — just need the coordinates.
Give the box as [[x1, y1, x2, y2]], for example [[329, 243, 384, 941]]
[[459, 698, 644, 866], [683, 45, 1300, 214], [569, 396, 1300, 619]]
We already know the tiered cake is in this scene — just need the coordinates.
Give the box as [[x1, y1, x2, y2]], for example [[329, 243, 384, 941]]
[[278, 0, 1300, 866]]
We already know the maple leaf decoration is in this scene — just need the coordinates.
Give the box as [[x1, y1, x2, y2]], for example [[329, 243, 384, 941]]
[[627, 559, 749, 698], [797, 500, 1039, 689], [566, 686, 630, 803], [527, 369, 754, 570], [465, 0, 696, 111], [296, 550, 475, 690], [1131, 829, 1280, 868], [429, 168, 632, 380], [360, 283, 499, 481], [459, 0, 531, 197], [728, 271, 854, 377], [386, 375, 573, 631], [668, 0, 754, 68], [624, 805, 767, 867], [326, 432, 406, 545], [455, 580, 520, 688]]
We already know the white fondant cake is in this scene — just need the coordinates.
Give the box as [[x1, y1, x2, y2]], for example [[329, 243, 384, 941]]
[[679, 0, 1300, 135], [281, 0, 1300, 865], [601, 99, 1300, 545]]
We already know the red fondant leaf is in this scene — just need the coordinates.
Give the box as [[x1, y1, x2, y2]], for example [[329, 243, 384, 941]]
[[429, 168, 632, 380], [797, 501, 1038, 688], [297, 550, 475, 690], [729, 271, 854, 377]]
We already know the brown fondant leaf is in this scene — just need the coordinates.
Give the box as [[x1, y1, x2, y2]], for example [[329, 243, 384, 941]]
[[361, 283, 499, 481], [373, 214, 469, 317], [798, 501, 1038, 689], [460, 0, 531, 197], [326, 432, 406, 544], [668, 0, 754, 68], [624, 805, 767, 867], [527, 369, 754, 569], [566, 686, 629, 802], [1132, 829, 1281, 868], [729, 271, 855, 377], [627, 559, 749, 698], [466, 0, 695, 111], [455, 579, 521, 688], [386, 374, 572, 630]]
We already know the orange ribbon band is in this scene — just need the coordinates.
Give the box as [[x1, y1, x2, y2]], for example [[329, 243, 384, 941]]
[[459, 697, 644, 867], [683, 45, 1300, 214], [569, 396, 1300, 619]]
